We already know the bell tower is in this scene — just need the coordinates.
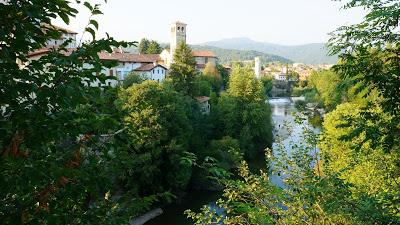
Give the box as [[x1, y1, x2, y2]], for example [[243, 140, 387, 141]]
[[170, 21, 187, 59]]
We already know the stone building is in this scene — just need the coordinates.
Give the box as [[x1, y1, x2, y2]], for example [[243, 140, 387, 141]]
[[160, 21, 218, 70]]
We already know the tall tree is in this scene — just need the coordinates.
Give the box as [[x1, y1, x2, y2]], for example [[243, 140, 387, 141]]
[[119, 80, 194, 192], [216, 65, 272, 159], [227, 65, 264, 103], [168, 42, 198, 96], [146, 40, 162, 54], [138, 38, 150, 54]]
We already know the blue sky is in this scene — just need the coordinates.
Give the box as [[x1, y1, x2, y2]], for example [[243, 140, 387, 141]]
[[55, 0, 365, 45]]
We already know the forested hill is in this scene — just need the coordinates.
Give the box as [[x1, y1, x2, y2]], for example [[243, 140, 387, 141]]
[[190, 45, 292, 64], [126, 44, 292, 64], [202, 37, 338, 64]]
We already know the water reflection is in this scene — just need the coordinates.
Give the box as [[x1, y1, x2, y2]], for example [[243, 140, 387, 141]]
[[268, 97, 319, 189]]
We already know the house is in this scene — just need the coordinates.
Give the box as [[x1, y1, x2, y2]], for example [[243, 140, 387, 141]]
[[43, 24, 77, 49], [160, 21, 218, 70], [27, 21, 217, 86], [27, 47, 164, 87], [196, 96, 211, 115], [134, 63, 167, 83], [192, 50, 218, 70], [274, 72, 287, 81]]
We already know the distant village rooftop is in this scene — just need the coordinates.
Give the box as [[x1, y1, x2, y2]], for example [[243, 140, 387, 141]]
[[42, 23, 78, 34], [195, 96, 210, 103], [28, 48, 161, 63], [134, 63, 166, 72], [192, 50, 217, 58]]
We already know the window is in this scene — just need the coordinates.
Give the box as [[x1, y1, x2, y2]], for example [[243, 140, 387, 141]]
[[109, 70, 113, 76], [177, 27, 180, 31], [182, 27, 185, 32], [116, 71, 122, 80], [108, 81, 112, 86]]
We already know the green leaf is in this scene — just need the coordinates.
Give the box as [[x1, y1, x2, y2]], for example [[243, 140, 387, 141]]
[[85, 27, 96, 40], [83, 1, 93, 11], [89, 19, 99, 30]]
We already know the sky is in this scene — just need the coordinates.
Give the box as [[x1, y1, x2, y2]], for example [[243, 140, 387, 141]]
[[54, 0, 366, 46]]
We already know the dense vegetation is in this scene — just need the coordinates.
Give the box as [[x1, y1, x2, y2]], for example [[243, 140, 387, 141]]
[[0, 1, 273, 224], [188, 0, 400, 224], [2, 0, 398, 224]]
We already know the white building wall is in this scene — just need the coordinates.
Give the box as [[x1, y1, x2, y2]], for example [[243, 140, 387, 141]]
[[46, 33, 77, 48], [195, 57, 217, 66], [195, 57, 206, 65], [160, 50, 171, 68], [140, 66, 167, 82], [207, 57, 217, 65], [254, 57, 261, 79]]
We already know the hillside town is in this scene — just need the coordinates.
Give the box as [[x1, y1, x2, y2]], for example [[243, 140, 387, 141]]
[[27, 22, 332, 87], [3, 1, 399, 225], [27, 22, 218, 87]]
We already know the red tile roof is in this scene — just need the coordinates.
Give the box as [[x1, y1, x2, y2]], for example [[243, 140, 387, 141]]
[[43, 24, 78, 34], [134, 64, 167, 71], [97, 52, 160, 63], [195, 96, 210, 103], [192, 50, 217, 58], [27, 48, 51, 57], [27, 48, 161, 63]]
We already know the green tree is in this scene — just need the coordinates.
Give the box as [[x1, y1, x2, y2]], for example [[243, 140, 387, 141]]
[[203, 62, 223, 92], [216, 65, 272, 159], [138, 38, 150, 54], [306, 70, 343, 110], [216, 64, 229, 88], [122, 71, 146, 88], [227, 65, 264, 102], [168, 42, 198, 96], [193, 75, 213, 97], [320, 103, 399, 215], [0, 1, 149, 224], [261, 76, 273, 96], [328, 0, 400, 154], [119, 80, 194, 191], [146, 40, 162, 54]]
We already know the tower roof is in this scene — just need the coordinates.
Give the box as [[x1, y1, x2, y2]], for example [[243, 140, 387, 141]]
[[172, 21, 187, 26]]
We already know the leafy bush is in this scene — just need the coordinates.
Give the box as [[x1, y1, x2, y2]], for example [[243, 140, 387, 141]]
[[122, 72, 146, 88]]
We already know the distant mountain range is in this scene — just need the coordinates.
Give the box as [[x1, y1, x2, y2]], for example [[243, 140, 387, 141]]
[[190, 45, 292, 64], [201, 37, 338, 64]]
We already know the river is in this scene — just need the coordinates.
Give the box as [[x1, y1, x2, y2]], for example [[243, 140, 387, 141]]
[[146, 97, 310, 225]]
